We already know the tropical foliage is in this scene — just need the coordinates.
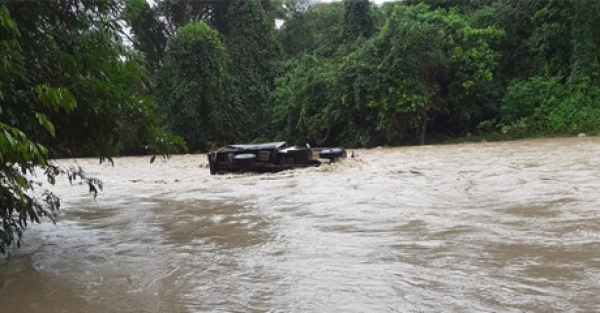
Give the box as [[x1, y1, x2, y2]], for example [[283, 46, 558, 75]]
[[3, 0, 600, 252], [1, 1, 184, 254], [132, 0, 600, 148], [155, 22, 228, 151]]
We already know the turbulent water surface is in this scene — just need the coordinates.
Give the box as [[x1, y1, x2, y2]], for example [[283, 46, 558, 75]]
[[2, 137, 600, 312]]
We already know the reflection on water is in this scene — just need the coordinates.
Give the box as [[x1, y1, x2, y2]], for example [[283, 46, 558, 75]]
[[1, 137, 600, 312]]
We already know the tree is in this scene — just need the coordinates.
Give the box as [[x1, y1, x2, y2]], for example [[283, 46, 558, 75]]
[[569, 0, 600, 90], [277, 1, 346, 58], [221, 0, 281, 143], [270, 55, 340, 146], [495, 0, 600, 136], [277, 0, 316, 56], [3, 0, 184, 159], [1, 2, 185, 255], [155, 22, 228, 151], [271, 2, 502, 147], [123, 0, 169, 75], [335, 4, 501, 145], [342, 0, 374, 43]]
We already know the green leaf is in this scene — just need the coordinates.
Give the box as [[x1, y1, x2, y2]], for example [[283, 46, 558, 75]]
[[4, 130, 16, 147], [34, 112, 56, 136]]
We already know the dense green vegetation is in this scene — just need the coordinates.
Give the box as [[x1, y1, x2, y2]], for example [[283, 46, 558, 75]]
[[2, 0, 600, 252], [1, 1, 184, 254], [126, 0, 600, 148]]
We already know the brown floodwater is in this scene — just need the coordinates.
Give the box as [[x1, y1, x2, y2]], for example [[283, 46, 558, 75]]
[[2, 137, 600, 312]]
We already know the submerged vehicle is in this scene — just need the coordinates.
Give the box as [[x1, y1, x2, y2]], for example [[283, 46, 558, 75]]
[[207, 141, 346, 175]]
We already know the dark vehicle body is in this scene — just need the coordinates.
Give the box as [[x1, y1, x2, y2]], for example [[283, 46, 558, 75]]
[[207, 141, 346, 175]]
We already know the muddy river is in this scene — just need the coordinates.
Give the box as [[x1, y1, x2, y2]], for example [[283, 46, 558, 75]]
[[1, 137, 600, 312]]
